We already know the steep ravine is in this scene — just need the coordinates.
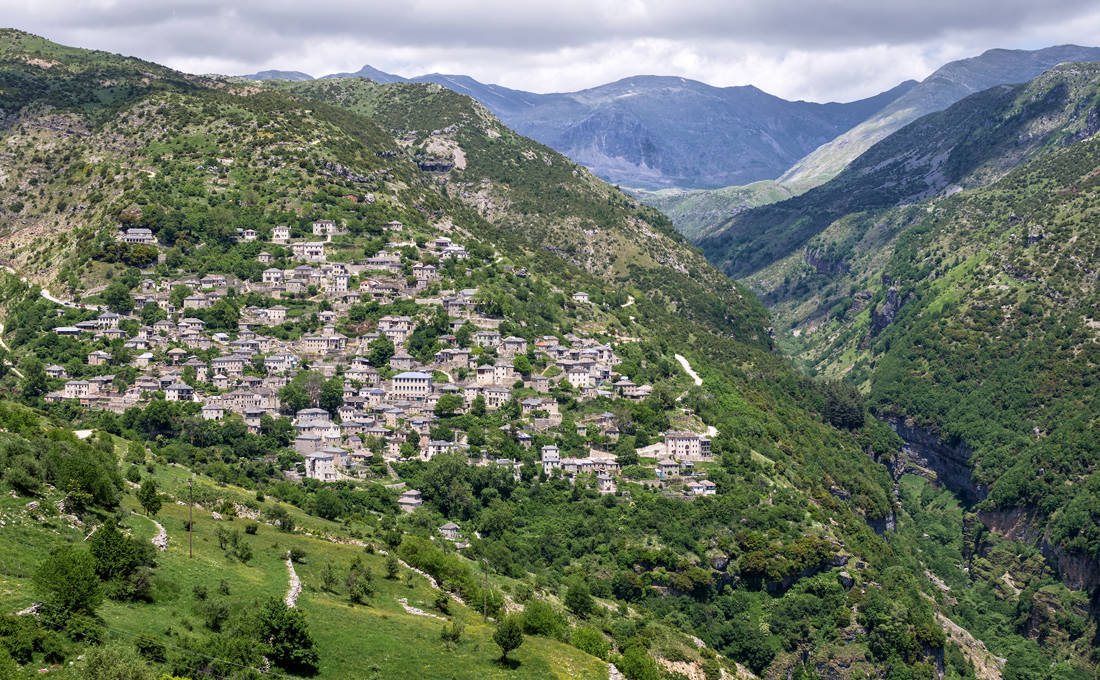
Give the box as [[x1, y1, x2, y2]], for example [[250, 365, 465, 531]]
[[879, 413, 1100, 594]]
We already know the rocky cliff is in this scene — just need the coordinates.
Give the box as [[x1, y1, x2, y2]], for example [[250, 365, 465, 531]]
[[883, 415, 985, 504]]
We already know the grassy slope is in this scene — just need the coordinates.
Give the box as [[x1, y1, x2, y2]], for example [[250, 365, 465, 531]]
[[0, 451, 609, 680]]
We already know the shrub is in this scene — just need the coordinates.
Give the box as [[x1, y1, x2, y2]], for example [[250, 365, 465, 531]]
[[493, 616, 524, 661], [571, 626, 611, 660]]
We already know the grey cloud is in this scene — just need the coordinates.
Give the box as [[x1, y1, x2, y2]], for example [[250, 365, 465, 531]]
[[2, 0, 1099, 99]]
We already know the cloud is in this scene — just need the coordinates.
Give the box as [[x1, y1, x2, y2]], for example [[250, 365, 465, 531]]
[[3, 0, 1100, 100]]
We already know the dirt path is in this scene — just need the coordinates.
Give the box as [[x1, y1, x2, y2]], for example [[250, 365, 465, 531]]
[[674, 354, 703, 386], [0, 323, 22, 378], [150, 517, 167, 551], [285, 554, 301, 608], [397, 597, 446, 620]]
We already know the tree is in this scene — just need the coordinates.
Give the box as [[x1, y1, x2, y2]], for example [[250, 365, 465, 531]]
[[205, 298, 239, 330], [256, 597, 319, 673], [139, 302, 166, 326], [434, 393, 464, 417], [319, 376, 344, 416], [367, 336, 395, 368], [512, 354, 532, 375], [493, 615, 524, 662], [564, 578, 595, 617], [33, 546, 103, 621], [385, 554, 400, 579], [19, 356, 48, 399], [169, 284, 192, 309], [102, 281, 135, 314], [617, 645, 659, 680], [470, 394, 487, 417], [0, 648, 18, 680], [88, 520, 139, 583], [313, 489, 344, 520], [278, 380, 311, 415], [136, 478, 161, 517], [521, 599, 565, 638]]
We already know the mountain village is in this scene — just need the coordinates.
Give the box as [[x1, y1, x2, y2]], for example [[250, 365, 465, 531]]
[[43, 220, 717, 505]]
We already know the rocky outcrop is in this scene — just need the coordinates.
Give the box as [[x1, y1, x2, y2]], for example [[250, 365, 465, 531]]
[[881, 415, 985, 504], [415, 157, 455, 173], [979, 507, 1100, 592], [803, 245, 849, 277], [870, 286, 907, 337], [883, 415, 1099, 592], [867, 511, 896, 535]]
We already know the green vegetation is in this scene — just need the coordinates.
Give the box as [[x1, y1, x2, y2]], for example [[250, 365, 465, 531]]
[[0, 28, 1094, 680]]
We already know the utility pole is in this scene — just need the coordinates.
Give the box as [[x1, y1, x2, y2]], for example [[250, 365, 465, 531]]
[[188, 478, 193, 558], [482, 558, 488, 623]]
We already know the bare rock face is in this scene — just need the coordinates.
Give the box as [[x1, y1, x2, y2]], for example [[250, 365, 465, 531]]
[[883, 415, 985, 504], [979, 507, 1100, 592], [870, 287, 904, 337]]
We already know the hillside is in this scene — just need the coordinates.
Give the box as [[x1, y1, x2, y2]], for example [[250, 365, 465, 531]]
[[699, 62, 1100, 278], [740, 64, 1100, 600], [0, 28, 951, 680], [242, 64, 917, 190], [628, 181, 796, 240], [779, 44, 1100, 189], [0, 28, 1095, 680]]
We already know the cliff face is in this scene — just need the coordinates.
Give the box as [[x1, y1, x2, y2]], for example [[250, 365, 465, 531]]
[[884, 416, 1100, 593], [883, 415, 986, 503], [979, 508, 1100, 592]]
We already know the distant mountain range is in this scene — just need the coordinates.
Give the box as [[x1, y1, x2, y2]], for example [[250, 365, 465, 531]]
[[632, 44, 1100, 236], [778, 44, 1100, 188], [240, 66, 917, 190], [241, 44, 1100, 198]]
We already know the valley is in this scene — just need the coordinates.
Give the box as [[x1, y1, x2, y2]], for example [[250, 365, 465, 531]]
[[0, 24, 1095, 680]]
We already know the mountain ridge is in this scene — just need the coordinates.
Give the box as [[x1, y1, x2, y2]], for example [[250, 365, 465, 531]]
[[239, 64, 919, 190], [637, 44, 1100, 239]]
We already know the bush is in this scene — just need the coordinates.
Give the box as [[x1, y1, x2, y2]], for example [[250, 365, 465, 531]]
[[33, 546, 103, 624], [440, 620, 464, 644], [564, 578, 595, 617], [571, 626, 611, 660], [133, 633, 166, 662], [81, 643, 154, 680], [434, 590, 451, 615], [522, 599, 566, 639], [256, 597, 319, 674], [244, 522, 259, 535]]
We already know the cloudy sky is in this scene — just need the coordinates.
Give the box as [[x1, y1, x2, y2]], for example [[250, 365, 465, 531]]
[[4, 1, 1100, 101]]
